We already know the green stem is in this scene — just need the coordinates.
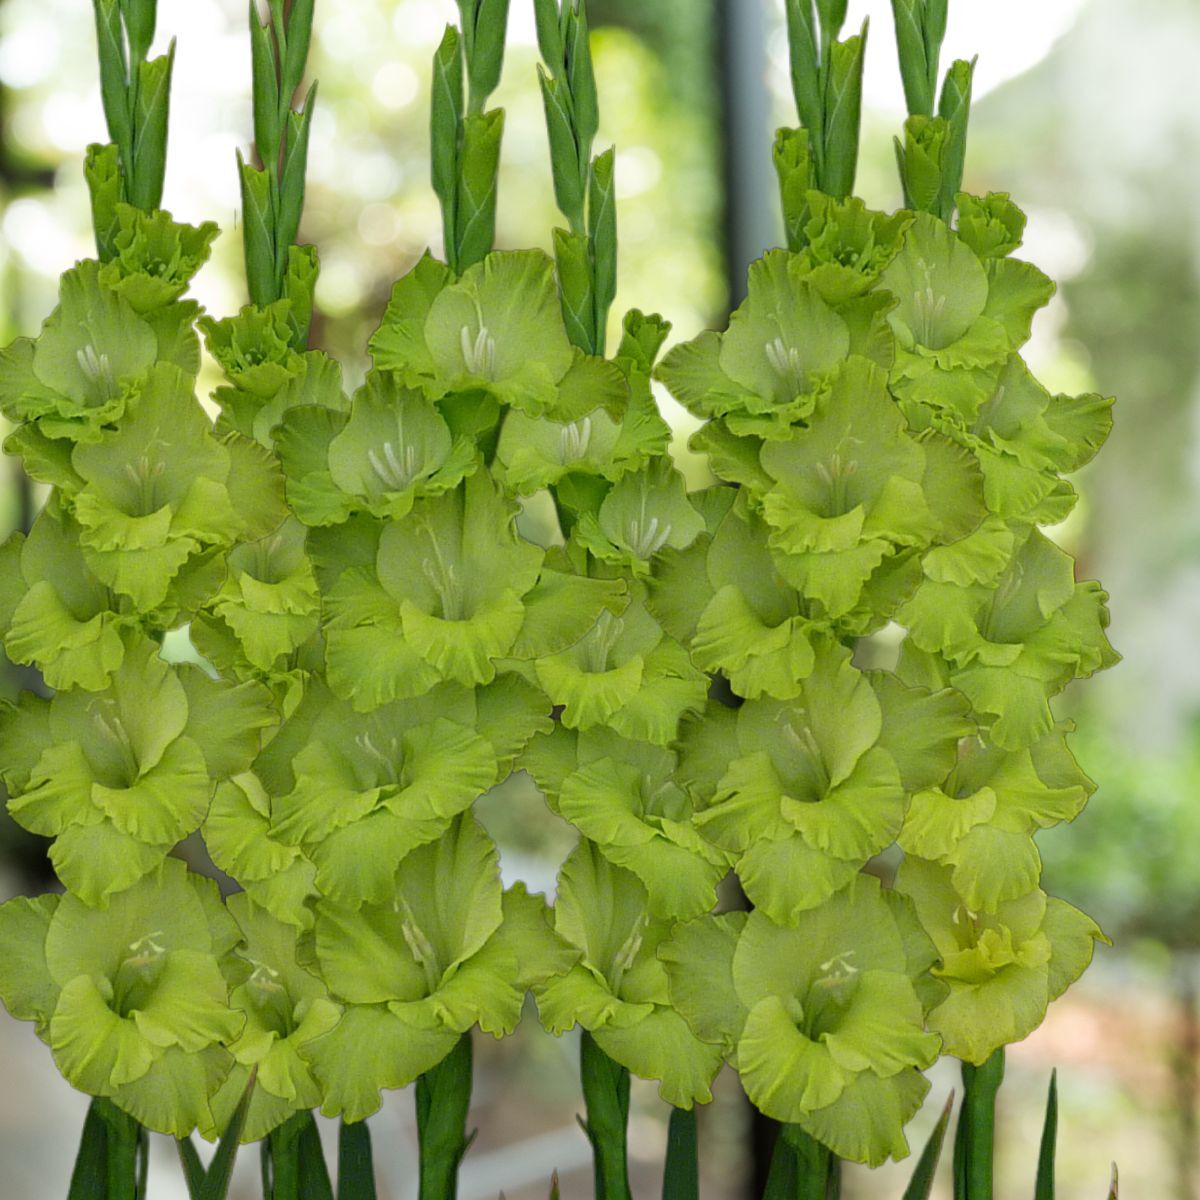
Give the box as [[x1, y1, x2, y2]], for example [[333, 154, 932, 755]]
[[960, 1048, 1004, 1200], [662, 1107, 698, 1200], [763, 1124, 839, 1200], [580, 1030, 632, 1200], [97, 1100, 141, 1200], [416, 1033, 474, 1200]]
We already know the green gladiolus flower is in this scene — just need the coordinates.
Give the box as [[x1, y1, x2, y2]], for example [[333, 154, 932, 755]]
[[321, 472, 626, 701], [204, 773, 320, 931], [1, 498, 135, 691], [494, 390, 669, 497], [216, 349, 351, 449], [0, 261, 159, 440], [0, 860, 244, 1136], [571, 458, 707, 576], [656, 491, 828, 698], [196, 517, 321, 673], [534, 591, 708, 745], [241, 675, 549, 909], [275, 370, 478, 525], [879, 211, 1051, 374], [98, 205, 219, 314], [305, 817, 574, 1121], [69, 362, 246, 611], [954, 192, 1027, 260], [656, 250, 850, 424], [201, 302, 303, 401], [755, 358, 986, 619], [524, 726, 730, 919], [661, 876, 943, 1167], [369, 249, 625, 420], [893, 353, 1113, 527], [895, 856, 1105, 1065], [795, 193, 913, 305], [533, 840, 724, 1108], [204, 895, 342, 1143], [0, 637, 276, 904], [898, 528, 1119, 749], [679, 643, 969, 923], [899, 726, 1094, 911]]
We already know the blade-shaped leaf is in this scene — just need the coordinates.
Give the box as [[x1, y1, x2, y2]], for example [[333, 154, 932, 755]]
[[902, 1092, 953, 1200], [277, 83, 318, 274], [238, 153, 277, 306], [199, 1068, 257, 1200], [129, 43, 175, 211], [177, 1137, 206, 1200], [68, 1099, 110, 1200], [1034, 1071, 1058, 1200], [588, 148, 617, 352], [281, 0, 315, 104]]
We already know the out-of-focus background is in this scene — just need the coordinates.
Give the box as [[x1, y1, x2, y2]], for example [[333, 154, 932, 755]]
[[0, 0, 1194, 1196]]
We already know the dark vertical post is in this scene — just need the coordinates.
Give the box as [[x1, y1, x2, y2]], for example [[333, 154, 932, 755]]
[[714, 0, 777, 310]]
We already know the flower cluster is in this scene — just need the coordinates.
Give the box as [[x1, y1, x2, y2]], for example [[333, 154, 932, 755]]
[[653, 187, 1116, 1159], [0, 8, 1117, 1174]]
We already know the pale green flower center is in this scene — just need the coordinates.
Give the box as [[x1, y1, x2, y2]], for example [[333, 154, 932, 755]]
[[610, 917, 646, 992], [368, 439, 420, 491], [420, 529, 465, 620], [76, 342, 119, 400], [558, 417, 593, 464], [91, 700, 140, 782], [399, 911, 441, 993], [582, 609, 624, 673], [353, 731, 403, 785], [910, 277, 949, 346], [624, 515, 671, 559], [460, 324, 497, 379], [123, 453, 168, 516], [764, 335, 805, 395], [814, 451, 858, 515]]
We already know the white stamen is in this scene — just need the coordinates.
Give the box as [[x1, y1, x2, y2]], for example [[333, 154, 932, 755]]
[[624, 515, 672, 559], [461, 324, 497, 378], [558, 417, 593, 463]]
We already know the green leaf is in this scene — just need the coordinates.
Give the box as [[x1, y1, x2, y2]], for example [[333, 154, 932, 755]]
[[67, 1100, 110, 1200], [277, 86, 318, 275], [456, 108, 504, 271], [539, 69, 584, 234], [196, 1069, 256, 1200], [902, 1092, 953, 1200], [85, 142, 124, 259], [431, 26, 464, 270], [93, 0, 133, 163], [1034, 1070, 1058, 1200], [129, 45, 175, 212], [589, 148, 617, 349], [238, 154, 277, 307], [822, 27, 867, 198]]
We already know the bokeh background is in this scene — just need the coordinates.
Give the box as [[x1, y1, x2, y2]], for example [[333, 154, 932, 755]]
[[0, 0, 1194, 1196]]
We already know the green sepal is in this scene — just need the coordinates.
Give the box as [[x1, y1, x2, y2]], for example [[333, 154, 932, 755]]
[[455, 109, 505, 273], [238, 154, 277, 308], [432, 26, 464, 271], [129, 43, 176, 212], [85, 142, 124, 260]]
